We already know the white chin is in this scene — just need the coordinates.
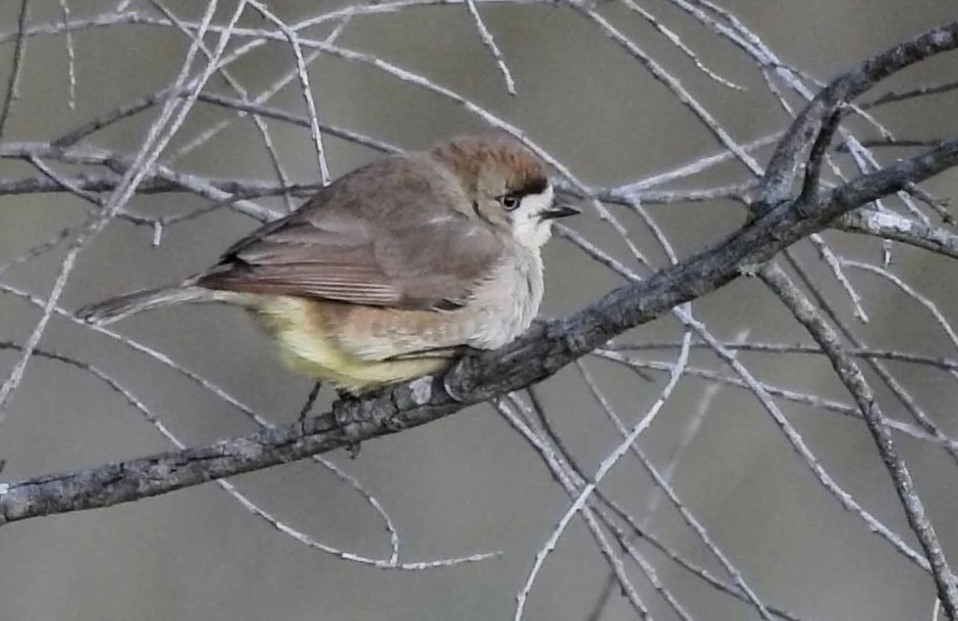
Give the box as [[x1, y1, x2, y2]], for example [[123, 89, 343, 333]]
[[513, 186, 555, 247], [513, 216, 553, 248]]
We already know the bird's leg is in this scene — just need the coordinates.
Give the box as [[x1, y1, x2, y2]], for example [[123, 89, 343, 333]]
[[298, 381, 323, 421]]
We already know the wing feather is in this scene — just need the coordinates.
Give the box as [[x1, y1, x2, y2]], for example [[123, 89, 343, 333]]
[[197, 155, 504, 310]]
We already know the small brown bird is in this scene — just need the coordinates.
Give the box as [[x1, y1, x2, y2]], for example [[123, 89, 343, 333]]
[[79, 135, 578, 392]]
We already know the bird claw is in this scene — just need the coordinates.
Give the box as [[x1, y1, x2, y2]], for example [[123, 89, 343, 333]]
[[442, 371, 466, 403]]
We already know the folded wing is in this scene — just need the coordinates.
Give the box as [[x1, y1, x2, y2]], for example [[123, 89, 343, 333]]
[[197, 156, 503, 311]]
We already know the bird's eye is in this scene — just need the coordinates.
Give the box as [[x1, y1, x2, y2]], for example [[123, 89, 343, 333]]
[[498, 193, 521, 211]]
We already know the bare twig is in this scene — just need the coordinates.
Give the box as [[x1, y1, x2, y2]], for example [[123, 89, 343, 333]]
[[56, 0, 76, 110], [839, 209, 958, 261], [0, 0, 232, 420], [464, 0, 516, 94], [496, 397, 651, 620], [760, 263, 958, 619], [248, 1, 331, 185], [0, 0, 31, 142], [761, 22, 958, 206]]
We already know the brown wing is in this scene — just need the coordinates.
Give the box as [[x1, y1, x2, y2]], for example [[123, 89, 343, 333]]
[[197, 155, 504, 310]]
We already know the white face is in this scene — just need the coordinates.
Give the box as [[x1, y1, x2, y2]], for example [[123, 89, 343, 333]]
[[511, 184, 556, 249]]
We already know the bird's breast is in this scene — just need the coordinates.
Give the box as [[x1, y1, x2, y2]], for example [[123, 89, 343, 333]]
[[466, 248, 544, 350]]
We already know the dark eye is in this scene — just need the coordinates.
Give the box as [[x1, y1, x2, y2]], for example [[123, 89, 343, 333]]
[[499, 193, 521, 210]]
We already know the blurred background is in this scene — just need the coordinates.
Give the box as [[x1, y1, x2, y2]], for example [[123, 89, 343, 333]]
[[1, 1, 958, 619]]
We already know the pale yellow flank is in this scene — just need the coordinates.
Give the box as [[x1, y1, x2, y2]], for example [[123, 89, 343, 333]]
[[250, 296, 448, 392]]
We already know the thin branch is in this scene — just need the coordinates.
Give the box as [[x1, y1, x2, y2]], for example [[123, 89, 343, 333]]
[[622, 0, 744, 91], [603, 339, 958, 375], [56, 0, 76, 110], [798, 107, 843, 205], [248, 1, 331, 185], [495, 398, 651, 620], [760, 263, 958, 619], [579, 5, 762, 177], [464, 0, 516, 94], [148, 0, 296, 212], [863, 79, 958, 109], [0, 0, 232, 420], [839, 210, 958, 261], [783, 250, 958, 473], [0, 0, 31, 142], [576, 356, 774, 621], [591, 348, 958, 452]]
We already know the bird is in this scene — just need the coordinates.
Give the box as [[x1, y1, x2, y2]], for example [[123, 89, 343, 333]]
[[78, 135, 579, 393]]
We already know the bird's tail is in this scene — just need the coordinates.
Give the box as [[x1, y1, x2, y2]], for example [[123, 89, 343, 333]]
[[77, 282, 217, 326]]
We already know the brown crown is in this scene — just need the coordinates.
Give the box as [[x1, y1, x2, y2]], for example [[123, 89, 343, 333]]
[[430, 135, 548, 196]]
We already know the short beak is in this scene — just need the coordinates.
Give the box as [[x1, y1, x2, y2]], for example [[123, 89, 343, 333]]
[[539, 196, 581, 220]]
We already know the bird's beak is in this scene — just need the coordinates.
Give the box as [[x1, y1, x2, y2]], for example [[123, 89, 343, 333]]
[[539, 195, 581, 220]]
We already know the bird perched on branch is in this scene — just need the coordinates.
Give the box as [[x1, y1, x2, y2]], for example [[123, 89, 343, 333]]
[[79, 135, 579, 392]]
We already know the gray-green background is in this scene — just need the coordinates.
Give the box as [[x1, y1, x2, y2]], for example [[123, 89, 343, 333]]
[[1, 1, 957, 619]]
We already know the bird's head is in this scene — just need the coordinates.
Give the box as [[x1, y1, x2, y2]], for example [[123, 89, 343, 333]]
[[431, 135, 579, 248]]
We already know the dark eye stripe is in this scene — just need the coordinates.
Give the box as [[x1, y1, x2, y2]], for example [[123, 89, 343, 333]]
[[521, 176, 549, 196]]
